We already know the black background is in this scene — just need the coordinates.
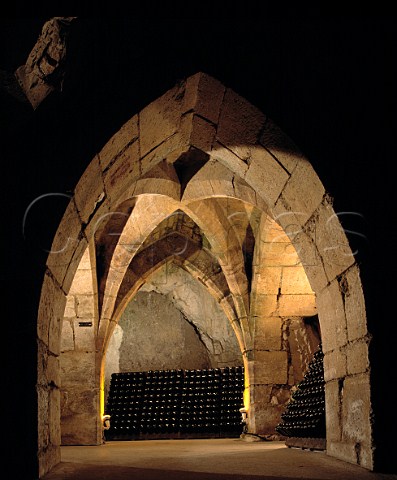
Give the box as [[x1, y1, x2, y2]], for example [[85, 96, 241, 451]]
[[1, 15, 395, 476]]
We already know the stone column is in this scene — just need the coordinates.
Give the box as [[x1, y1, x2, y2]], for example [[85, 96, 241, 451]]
[[59, 250, 102, 445]]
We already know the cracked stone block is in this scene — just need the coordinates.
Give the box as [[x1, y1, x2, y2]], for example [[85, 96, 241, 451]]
[[244, 146, 290, 207], [217, 88, 266, 161], [74, 156, 105, 225], [281, 265, 314, 294], [254, 316, 282, 351], [140, 82, 185, 157], [182, 72, 225, 124], [281, 160, 325, 226], [324, 349, 347, 381], [99, 115, 139, 171], [316, 280, 347, 353], [253, 350, 288, 384], [325, 380, 342, 442]]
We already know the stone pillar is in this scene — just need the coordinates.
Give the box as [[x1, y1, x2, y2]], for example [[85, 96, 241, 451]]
[[59, 249, 102, 445], [245, 347, 289, 435], [37, 272, 66, 477]]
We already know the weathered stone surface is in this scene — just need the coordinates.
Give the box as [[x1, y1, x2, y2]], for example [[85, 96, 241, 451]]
[[278, 294, 317, 317], [260, 215, 290, 243], [326, 440, 356, 465], [103, 140, 140, 205], [15, 17, 76, 109], [281, 160, 325, 226], [359, 443, 375, 471], [281, 266, 314, 294], [244, 146, 290, 207], [272, 196, 307, 241], [251, 294, 278, 317], [49, 388, 61, 445], [291, 230, 328, 293], [61, 388, 98, 416], [140, 133, 188, 181], [69, 270, 94, 296], [254, 316, 282, 351], [211, 142, 249, 179], [60, 320, 74, 352], [47, 354, 61, 387], [327, 439, 373, 470], [38, 271, 66, 346], [180, 113, 216, 152], [324, 349, 347, 381], [182, 72, 225, 124], [140, 82, 185, 157], [38, 444, 61, 479], [61, 413, 99, 445], [183, 157, 234, 201], [259, 118, 302, 174], [259, 242, 300, 267], [249, 403, 284, 435], [343, 265, 368, 342], [62, 237, 90, 294], [325, 380, 342, 442], [253, 350, 288, 384], [118, 291, 211, 372], [60, 381, 102, 446], [49, 296, 66, 356], [132, 162, 181, 201], [37, 340, 48, 387], [270, 385, 291, 406], [46, 199, 82, 289], [217, 88, 266, 161], [81, 197, 111, 244], [287, 318, 320, 384], [74, 155, 105, 225], [308, 198, 355, 282], [346, 338, 370, 375], [248, 385, 274, 405], [253, 266, 282, 295], [60, 351, 96, 387], [342, 374, 372, 445], [98, 115, 139, 171], [73, 321, 95, 351], [38, 386, 49, 449], [37, 341, 60, 389], [75, 294, 95, 318], [316, 280, 347, 353], [64, 295, 75, 318]]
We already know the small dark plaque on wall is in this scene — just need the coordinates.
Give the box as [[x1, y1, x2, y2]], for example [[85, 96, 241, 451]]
[[78, 321, 93, 327]]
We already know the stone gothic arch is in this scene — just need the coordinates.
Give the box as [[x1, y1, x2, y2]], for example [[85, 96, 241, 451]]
[[37, 72, 372, 476]]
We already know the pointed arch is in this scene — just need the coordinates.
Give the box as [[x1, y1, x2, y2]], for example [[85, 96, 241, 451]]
[[38, 72, 372, 475]]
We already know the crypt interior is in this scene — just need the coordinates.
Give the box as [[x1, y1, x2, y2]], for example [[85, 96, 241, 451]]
[[1, 16, 396, 479]]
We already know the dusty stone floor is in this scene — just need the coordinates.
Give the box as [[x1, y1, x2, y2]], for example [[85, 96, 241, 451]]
[[42, 439, 397, 479]]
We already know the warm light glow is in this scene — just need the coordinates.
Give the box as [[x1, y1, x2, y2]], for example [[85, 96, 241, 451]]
[[100, 359, 105, 417], [243, 386, 250, 411], [243, 358, 250, 412]]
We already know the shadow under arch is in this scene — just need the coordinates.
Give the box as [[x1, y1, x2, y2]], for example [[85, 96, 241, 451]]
[[38, 72, 372, 477]]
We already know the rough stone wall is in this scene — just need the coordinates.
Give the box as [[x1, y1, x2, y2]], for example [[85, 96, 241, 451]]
[[141, 264, 243, 366], [15, 17, 76, 109]]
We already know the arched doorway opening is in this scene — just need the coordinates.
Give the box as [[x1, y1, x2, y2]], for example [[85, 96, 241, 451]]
[[37, 73, 371, 477]]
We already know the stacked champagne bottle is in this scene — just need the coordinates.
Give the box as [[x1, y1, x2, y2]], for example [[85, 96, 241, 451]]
[[276, 346, 325, 439], [105, 366, 244, 439]]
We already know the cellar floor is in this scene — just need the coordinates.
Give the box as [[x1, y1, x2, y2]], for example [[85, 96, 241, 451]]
[[42, 438, 396, 479]]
